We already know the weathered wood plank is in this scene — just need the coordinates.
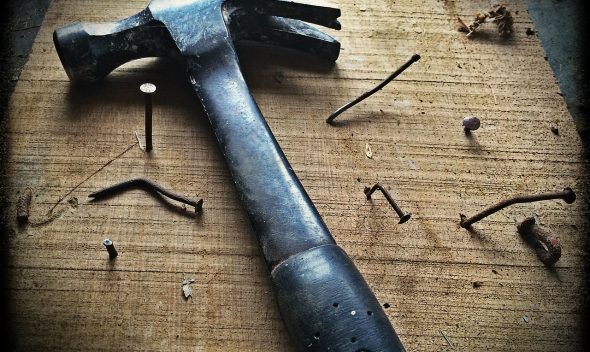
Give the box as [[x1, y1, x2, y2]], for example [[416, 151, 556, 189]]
[[4, 0, 588, 350]]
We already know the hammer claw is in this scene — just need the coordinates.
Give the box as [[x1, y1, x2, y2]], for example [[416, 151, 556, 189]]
[[232, 0, 341, 30], [233, 15, 340, 61]]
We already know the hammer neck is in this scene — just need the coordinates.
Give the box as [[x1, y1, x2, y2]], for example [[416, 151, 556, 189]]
[[187, 53, 335, 269]]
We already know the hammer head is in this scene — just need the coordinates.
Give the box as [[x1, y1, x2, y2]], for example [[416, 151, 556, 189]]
[[53, 0, 341, 84]]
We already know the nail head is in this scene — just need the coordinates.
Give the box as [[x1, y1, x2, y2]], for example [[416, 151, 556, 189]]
[[562, 187, 576, 204], [463, 116, 481, 131], [140, 83, 156, 94], [398, 213, 412, 224]]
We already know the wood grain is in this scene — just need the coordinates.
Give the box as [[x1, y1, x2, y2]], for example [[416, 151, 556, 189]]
[[4, 0, 589, 351]]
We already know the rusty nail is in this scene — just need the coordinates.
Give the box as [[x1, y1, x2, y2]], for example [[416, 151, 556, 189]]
[[103, 239, 118, 259], [140, 83, 156, 152], [516, 216, 561, 266], [326, 54, 421, 124], [16, 187, 33, 225], [89, 178, 203, 213], [460, 187, 576, 228], [364, 183, 411, 224]]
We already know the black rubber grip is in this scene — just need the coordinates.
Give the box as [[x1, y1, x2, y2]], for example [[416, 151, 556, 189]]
[[272, 244, 406, 351]]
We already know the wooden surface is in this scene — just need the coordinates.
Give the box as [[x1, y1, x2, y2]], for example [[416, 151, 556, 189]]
[[4, 0, 589, 350]]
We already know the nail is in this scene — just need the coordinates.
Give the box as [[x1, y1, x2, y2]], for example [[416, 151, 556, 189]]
[[103, 239, 118, 259], [460, 187, 576, 228], [89, 178, 203, 213], [326, 54, 421, 124], [516, 216, 561, 266], [463, 116, 481, 133], [17, 187, 33, 225], [364, 183, 411, 224], [140, 83, 156, 152]]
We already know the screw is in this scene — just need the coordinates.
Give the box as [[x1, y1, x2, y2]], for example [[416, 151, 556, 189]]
[[364, 183, 411, 224], [463, 116, 481, 133], [516, 216, 561, 266], [16, 187, 33, 225], [460, 187, 576, 228], [140, 83, 156, 152], [103, 239, 118, 259], [326, 54, 421, 124]]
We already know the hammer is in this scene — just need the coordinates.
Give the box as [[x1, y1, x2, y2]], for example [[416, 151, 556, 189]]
[[53, 1, 405, 350]]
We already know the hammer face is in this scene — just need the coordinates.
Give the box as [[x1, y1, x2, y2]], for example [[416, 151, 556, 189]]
[[53, 10, 178, 84]]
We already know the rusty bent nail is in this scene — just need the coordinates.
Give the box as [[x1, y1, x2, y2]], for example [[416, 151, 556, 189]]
[[89, 178, 203, 213], [140, 83, 156, 152], [326, 54, 421, 124], [516, 217, 561, 266], [460, 187, 576, 228], [103, 239, 118, 259], [364, 183, 411, 224], [54, 1, 406, 350]]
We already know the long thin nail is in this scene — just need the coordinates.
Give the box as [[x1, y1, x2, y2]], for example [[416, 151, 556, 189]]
[[364, 183, 411, 224], [89, 178, 203, 213], [326, 54, 421, 124], [140, 83, 156, 152], [460, 188, 576, 228]]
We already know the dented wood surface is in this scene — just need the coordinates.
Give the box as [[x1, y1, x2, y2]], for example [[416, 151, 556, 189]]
[[3, 0, 589, 350]]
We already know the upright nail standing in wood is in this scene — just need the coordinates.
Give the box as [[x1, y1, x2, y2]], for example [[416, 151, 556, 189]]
[[326, 54, 421, 124], [516, 217, 561, 266], [17, 187, 33, 225], [364, 183, 411, 224], [460, 187, 576, 228], [103, 239, 118, 259], [140, 83, 156, 152]]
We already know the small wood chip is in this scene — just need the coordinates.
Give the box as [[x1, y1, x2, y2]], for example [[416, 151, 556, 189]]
[[365, 143, 373, 159], [182, 284, 192, 299], [134, 131, 144, 151], [181, 277, 195, 299], [440, 330, 456, 349]]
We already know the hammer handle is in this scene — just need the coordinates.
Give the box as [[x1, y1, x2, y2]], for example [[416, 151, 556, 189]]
[[188, 53, 405, 352], [189, 55, 335, 269]]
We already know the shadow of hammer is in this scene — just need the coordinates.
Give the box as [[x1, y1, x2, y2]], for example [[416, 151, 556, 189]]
[[53, 1, 406, 350]]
